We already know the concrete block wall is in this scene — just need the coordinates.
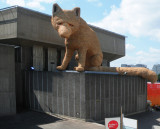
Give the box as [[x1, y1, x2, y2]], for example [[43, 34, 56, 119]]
[[0, 44, 16, 116], [24, 71, 147, 121]]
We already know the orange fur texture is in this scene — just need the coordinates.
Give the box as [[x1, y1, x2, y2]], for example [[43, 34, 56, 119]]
[[51, 3, 157, 83]]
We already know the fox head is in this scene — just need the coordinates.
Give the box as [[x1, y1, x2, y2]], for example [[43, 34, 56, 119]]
[[51, 3, 81, 39]]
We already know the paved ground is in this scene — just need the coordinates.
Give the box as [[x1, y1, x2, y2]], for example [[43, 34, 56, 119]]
[[0, 111, 104, 129], [0, 110, 160, 129], [127, 111, 160, 129]]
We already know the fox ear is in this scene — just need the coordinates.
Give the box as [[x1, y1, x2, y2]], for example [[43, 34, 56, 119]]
[[52, 3, 62, 16], [73, 7, 80, 17]]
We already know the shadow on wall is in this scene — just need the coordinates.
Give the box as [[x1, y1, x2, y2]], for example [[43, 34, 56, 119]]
[[24, 71, 64, 113]]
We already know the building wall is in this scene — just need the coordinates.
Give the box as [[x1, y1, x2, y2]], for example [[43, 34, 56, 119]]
[[24, 71, 147, 121], [93, 28, 125, 57], [0, 7, 17, 39], [152, 64, 160, 75], [0, 44, 16, 116], [121, 64, 147, 68], [17, 7, 64, 47]]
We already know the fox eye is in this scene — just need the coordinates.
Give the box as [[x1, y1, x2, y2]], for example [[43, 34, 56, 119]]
[[68, 23, 73, 27], [57, 22, 63, 25]]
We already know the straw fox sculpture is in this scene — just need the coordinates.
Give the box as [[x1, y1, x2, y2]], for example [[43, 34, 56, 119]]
[[51, 3, 157, 83]]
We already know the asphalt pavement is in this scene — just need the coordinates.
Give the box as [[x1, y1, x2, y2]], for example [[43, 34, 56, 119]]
[[0, 110, 160, 129]]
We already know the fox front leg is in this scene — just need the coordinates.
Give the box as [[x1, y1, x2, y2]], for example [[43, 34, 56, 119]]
[[57, 47, 74, 70], [74, 49, 87, 72]]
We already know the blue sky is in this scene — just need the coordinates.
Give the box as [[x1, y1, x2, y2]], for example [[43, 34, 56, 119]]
[[0, 0, 160, 69]]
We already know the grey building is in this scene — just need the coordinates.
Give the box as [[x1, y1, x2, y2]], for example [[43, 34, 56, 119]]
[[0, 6, 125, 115], [0, 44, 16, 116], [152, 64, 160, 75], [121, 64, 147, 68], [135, 64, 147, 68], [121, 64, 129, 67]]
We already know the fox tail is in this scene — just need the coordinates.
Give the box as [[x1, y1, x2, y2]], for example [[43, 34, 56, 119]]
[[87, 66, 157, 83]]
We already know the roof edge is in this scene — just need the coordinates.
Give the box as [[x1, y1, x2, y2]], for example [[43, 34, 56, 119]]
[[0, 5, 126, 39]]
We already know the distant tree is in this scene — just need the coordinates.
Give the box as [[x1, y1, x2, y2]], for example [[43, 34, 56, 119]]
[[158, 74, 160, 82]]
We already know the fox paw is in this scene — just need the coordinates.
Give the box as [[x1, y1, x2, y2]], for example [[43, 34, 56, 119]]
[[56, 66, 65, 71], [74, 67, 84, 72]]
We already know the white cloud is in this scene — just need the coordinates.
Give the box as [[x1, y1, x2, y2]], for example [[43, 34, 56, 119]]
[[148, 29, 160, 42], [90, 0, 160, 41], [26, 1, 45, 10], [26, 0, 57, 10], [4, 0, 57, 10], [150, 47, 160, 53], [87, 0, 103, 7], [111, 47, 160, 69], [32, 0, 55, 4], [126, 43, 135, 51], [6, 0, 25, 6]]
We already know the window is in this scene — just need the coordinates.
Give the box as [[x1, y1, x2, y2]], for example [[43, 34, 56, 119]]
[[15, 46, 21, 63]]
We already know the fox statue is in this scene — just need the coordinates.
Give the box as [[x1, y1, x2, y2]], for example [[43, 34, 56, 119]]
[[51, 3, 157, 83]]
